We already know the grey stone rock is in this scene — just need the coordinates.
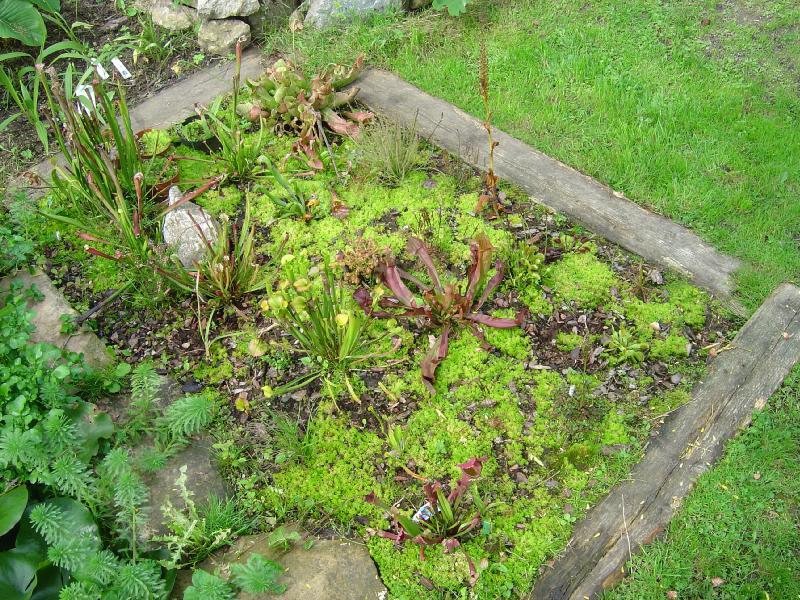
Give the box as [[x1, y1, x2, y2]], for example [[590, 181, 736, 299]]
[[162, 185, 219, 268], [175, 528, 387, 599], [197, 18, 251, 55], [150, 0, 195, 30], [247, 0, 298, 39], [305, 0, 402, 28], [142, 436, 228, 539], [0, 271, 112, 367], [198, 0, 260, 19]]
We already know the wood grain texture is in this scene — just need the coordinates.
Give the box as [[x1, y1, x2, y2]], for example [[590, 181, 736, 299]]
[[531, 283, 800, 600], [352, 69, 743, 309]]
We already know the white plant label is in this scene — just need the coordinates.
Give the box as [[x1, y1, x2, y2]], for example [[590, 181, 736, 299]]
[[74, 84, 97, 115], [92, 60, 109, 80], [111, 57, 132, 79]]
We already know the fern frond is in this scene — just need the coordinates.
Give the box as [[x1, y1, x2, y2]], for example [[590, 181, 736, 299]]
[[131, 361, 160, 406], [82, 549, 119, 586], [99, 447, 131, 480], [230, 553, 286, 594], [58, 581, 100, 600], [136, 446, 169, 472], [41, 410, 78, 452], [40, 377, 66, 409], [0, 428, 31, 468], [114, 471, 149, 513], [162, 393, 217, 440], [107, 560, 167, 600], [48, 536, 96, 573], [30, 503, 67, 541], [183, 570, 235, 600], [50, 455, 93, 500]]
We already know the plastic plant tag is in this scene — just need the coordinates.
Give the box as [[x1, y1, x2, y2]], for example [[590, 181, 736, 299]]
[[111, 57, 132, 79], [74, 84, 97, 115], [412, 502, 434, 523], [92, 60, 109, 80]]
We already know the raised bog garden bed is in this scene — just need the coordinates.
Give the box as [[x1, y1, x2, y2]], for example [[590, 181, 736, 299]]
[[6, 52, 799, 600]]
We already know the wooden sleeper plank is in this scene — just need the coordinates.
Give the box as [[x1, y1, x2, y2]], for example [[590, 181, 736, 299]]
[[352, 69, 742, 309], [531, 283, 800, 599]]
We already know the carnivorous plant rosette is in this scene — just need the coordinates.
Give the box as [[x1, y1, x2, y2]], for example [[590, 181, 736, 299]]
[[355, 234, 525, 393], [237, 56, 372, 169], [364, 457, 490, 586]]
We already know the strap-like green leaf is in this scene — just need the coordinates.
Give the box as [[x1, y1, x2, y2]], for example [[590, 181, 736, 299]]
[[397, 513, 423, 538]]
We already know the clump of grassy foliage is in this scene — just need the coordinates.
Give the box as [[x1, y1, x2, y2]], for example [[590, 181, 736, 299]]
[[356, 116, 422, 186], [261, 259, 394, 396]]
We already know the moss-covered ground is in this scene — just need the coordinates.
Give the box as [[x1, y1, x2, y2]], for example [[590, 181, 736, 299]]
[[141, 140, 731, 597], [263, 0, 800, 313], [34, 96, 737, 598]]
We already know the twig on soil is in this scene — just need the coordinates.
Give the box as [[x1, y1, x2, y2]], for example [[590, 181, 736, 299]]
[[75, 280, 134, 324]]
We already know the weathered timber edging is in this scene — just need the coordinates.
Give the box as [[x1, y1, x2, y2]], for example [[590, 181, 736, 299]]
[[8, 47, 264, 194], [531, 283, 800, 599], [127, 48, 263, 132], [351, 69, 744, 312]]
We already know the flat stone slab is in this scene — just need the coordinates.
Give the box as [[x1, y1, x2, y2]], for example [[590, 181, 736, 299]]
[[0, 270, 112, 367], [143, 435, 228, 539], [531, 283, 800, 599], [177, 528, 387, 599], [351, 69, 744, 313], [138, 376, 228, 539]]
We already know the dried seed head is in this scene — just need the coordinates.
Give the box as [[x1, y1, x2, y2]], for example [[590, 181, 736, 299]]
[[479, 40, 489, 101]]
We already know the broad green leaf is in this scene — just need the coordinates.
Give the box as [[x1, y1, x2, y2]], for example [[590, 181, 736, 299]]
[[113, 362, 132, 377], [29, 565, 64, 600], [28, 0, 59, 13], [51, 365, 69, 380], [66, 401, 113, 461], [0, 0, 46, 47], [396, 514, 423, 538], [0, 549, 38, 600], [432, 0, 470, 16], [0, 487, 28, 536]]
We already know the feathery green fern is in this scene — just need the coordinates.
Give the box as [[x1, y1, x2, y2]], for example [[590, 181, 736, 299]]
[[161, 393, 218, 439], [184, 570, 236, 600], [230, 553, 286, 595]]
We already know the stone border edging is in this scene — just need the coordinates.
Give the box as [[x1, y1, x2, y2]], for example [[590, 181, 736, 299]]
[[531, 283, 800, 599], [349, 69, 745, 315]]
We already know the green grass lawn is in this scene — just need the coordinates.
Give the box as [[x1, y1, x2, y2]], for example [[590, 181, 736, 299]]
[[266, 1, 800, 595], [268, 0, 799, 312], [607, 366, 800, 599]]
